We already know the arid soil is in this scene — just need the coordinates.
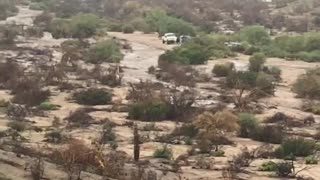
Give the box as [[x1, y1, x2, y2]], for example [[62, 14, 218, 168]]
[[0, 5, 320, 180]]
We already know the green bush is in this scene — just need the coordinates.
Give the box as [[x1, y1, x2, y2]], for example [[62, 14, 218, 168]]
[[39, 101, 60, 111], [159, 35, 233, 66], [259, 161, 278, 171], [122, 24, 135, 34], [239, 26, 271, 46], [145, 9, 195, 36], [108, 22, 123, 32], [226, 71, 258, 89], [212, 62, 234, 77], [255, 72, 275, 95], [0, 0, 18, 20], [305, 155, 318, 164], [251, 125, 284, 144], [238, 113, 258, 138], [276, 162, 293, 177], [275, 138, 316, 158], [70, 13, 100, 39], [128, 101, 170, 121], [130, 18, 152, 33], [73, 88, 112, 105], [244, 46, 261, 55], [292, 68, 320, 100], [86, 40, 124, 64], [50, 19, 72, 39], [249, 53, 266, 72], [153, 145, 173, 160]]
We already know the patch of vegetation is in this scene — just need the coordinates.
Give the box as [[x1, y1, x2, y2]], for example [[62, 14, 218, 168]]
[[50, 13, 101, 39], [0, 0, 18, 20], [145, 9, 195, 36], [305, 155, 318, 165], [159, 35, 235, 66], [212, 62, 234, 77], [292, 68, 320, 100], [259, 161, 278, 171], [73, 88, 112, 106], [65, 108, 94, 128], [251, 125, 285, 144], [249, 53, 266, 72], [38, 101, 60, 111], [153, 145, 173, 160], [128, 101, 170, 122], [86, 40, 124, 64], [274, 138, 316, 158], [238, 113, 258, 138]]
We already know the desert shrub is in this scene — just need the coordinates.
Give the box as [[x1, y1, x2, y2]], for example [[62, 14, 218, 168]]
[[255, 72, 275, 95], [251, 125, 285, 144], [159, 43, 211, 65], [153, 145, 173, 160], [0, 60, 24, 87], [276, 162, 293, 177], [73, 88, 112, 105], [226, 71, 258, 89], [11, 79, 51, 107], [0, 0, 18, 20], [34, 12, 54, 31], [238, 113, 258, 138], [30, 157, 45, 180], [122, 24, 135, 34], [159, 35, 233, 66], [275, 138, 316, 158], [108, 22, 123, 32], [97, 122, 116, 145], [7, 121, 27, 132], [263, 66, 282, 81], [70, 13, 100, 39], [128, 101, 170, 121], [292, 68, 320, 99], [38, 101, 60, 111], [259, 161, 278, 171], [212, 62, 234, 77], [45, 130, 63, 143], [50, 19, 72, 39], [130, 18, 152, 33], [65, 108, 94, 128], [239, 26, 271, 46], [244, 46, 261, 55], [25, 27, 44, 38], [305, 155, 318, 164], [145, 9, 195, 36], [249, 53, 266, 72], [86, 40, 124, 64]]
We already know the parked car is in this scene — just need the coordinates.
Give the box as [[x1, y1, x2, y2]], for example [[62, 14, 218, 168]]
[[178, 35, 192, 44], [162, 33, 178, 44]]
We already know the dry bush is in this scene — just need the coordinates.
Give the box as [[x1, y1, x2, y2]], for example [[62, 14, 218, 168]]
[[93, 146, 127, 179], [7, 104, 29, 121], [156, 62, 197, 87], [0, 60, 24, 88], [90, 65, 123, 87], [10, 76, 50, 107], [43, 64, 67, 86], [29, 157, 45, 180], [64, 108, 94, 128], [54, 140, 96, 180]]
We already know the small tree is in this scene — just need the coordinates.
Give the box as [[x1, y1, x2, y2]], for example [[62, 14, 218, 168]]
[[30, 156, 45, 180], [238, 113, 258, 138]]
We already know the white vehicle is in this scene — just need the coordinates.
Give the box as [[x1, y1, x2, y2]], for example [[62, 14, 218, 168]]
[[162, 33, 178, 44]]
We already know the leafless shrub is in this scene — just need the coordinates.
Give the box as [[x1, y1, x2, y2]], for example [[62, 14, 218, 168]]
[[64, 108, 94, 128], [29, 157, 45, 180]]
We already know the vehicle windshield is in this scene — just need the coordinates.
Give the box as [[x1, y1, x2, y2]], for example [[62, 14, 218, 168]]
[[165, 33, 175, 37]]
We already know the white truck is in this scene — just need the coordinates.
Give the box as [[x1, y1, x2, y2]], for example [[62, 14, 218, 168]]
[[162, 33, 178, 44]]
